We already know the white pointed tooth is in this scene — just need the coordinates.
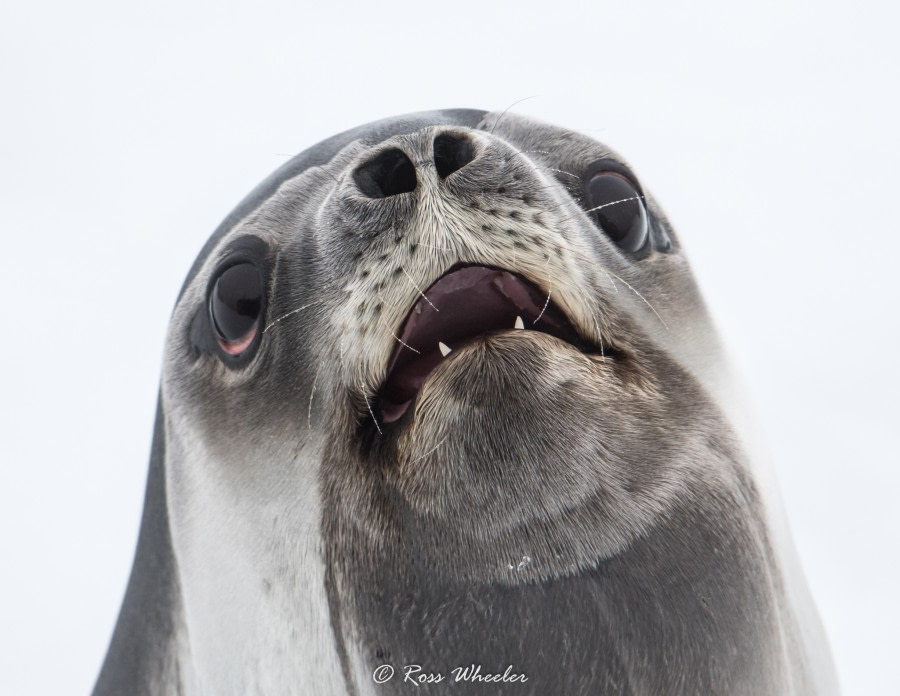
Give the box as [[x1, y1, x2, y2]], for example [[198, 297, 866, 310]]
[[514, 315, 525, 330], [438, 341, 452, 357]]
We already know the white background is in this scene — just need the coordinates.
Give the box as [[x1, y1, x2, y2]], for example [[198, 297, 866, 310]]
[[1, 1, 897, 694]]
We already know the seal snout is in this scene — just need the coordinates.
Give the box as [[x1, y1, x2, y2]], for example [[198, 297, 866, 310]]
[[352, 130, 477, 198], [377, 264, 608, 423]]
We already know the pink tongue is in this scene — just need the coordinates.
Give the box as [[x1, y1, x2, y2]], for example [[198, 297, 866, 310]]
[[378, 266, 549, 423]]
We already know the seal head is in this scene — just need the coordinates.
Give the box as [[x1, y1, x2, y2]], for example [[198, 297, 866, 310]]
[[93, 109, 837, 695]]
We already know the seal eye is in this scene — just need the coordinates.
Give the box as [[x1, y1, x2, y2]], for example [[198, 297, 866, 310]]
[[210, 263, 262, 355], [586, 172, 649, 253]]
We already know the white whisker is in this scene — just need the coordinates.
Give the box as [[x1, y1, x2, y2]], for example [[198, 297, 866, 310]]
[[402, 267, 439, 312], [541, 197, 583, 213], [606, 271, 669, 330], [557, 195, 645, 224], [540, 166, 581, 181], [409, 436, 448, 464], [380, 316, 420, 354], [377, 291, 401, 309], [534, 254, 553, 324], [307, 364, 322, 430], [362, 389, 383, 436], [602, 269, 619, 293], [509, 149, 552, 160], [264, 300, 324, 333]]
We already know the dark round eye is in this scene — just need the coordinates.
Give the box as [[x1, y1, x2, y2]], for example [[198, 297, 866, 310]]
[[210, 263, 263, 355], [586, 172, 649, 253]]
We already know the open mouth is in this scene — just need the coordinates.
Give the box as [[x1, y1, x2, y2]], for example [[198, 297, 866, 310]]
[[376, 265, 603, 423]]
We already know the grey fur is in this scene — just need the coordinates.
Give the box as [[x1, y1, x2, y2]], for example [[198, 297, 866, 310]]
[[93, 109, 838, 695]]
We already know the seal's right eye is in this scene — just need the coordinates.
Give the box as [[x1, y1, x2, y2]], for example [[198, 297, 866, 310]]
[[209, 262, 263, 355]]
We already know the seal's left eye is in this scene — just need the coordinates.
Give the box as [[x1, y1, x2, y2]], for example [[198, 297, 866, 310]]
[[585, 172, 649, 253], [210, 263, 262, 355]]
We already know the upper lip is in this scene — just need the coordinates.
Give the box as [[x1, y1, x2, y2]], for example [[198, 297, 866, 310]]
[[375, 264, 604, 424]]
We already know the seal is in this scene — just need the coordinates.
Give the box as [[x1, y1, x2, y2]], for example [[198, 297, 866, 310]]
[[92, 109, 838, 695]]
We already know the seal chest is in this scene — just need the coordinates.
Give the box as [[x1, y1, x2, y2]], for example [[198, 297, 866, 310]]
[[93, 109, 838, 696]]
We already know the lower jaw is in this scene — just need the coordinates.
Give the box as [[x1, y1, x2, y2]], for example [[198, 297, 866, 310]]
[[374, 330, 611, 427]]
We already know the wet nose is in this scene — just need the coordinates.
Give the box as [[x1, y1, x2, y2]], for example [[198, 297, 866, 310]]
[[353, 148, 417, 198], [432, 132, 475, 178], [353, 131, 477, 198]]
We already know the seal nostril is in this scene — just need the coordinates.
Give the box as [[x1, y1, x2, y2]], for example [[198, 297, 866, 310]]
[[353, 148, 417, 198], [433, 133, 475, 179]]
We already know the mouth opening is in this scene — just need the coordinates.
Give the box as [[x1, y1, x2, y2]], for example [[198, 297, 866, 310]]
[[375, 264, 606, 424]]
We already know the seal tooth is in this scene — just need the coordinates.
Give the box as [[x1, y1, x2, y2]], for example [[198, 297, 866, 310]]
[[514, 316, 525, 330], [438, 341, 452, 357]]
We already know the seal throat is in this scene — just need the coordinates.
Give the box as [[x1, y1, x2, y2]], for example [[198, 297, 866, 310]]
[[376, 264, 609, 423]]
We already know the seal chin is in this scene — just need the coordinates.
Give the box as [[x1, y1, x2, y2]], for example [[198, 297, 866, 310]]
[[416, 329, 604, 420], [394, 329, 622, 523], [376, 264, 608, 423]]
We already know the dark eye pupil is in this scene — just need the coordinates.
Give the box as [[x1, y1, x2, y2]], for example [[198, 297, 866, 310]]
[[211, 263, 262, 342], [586, 173, 648, 253]]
